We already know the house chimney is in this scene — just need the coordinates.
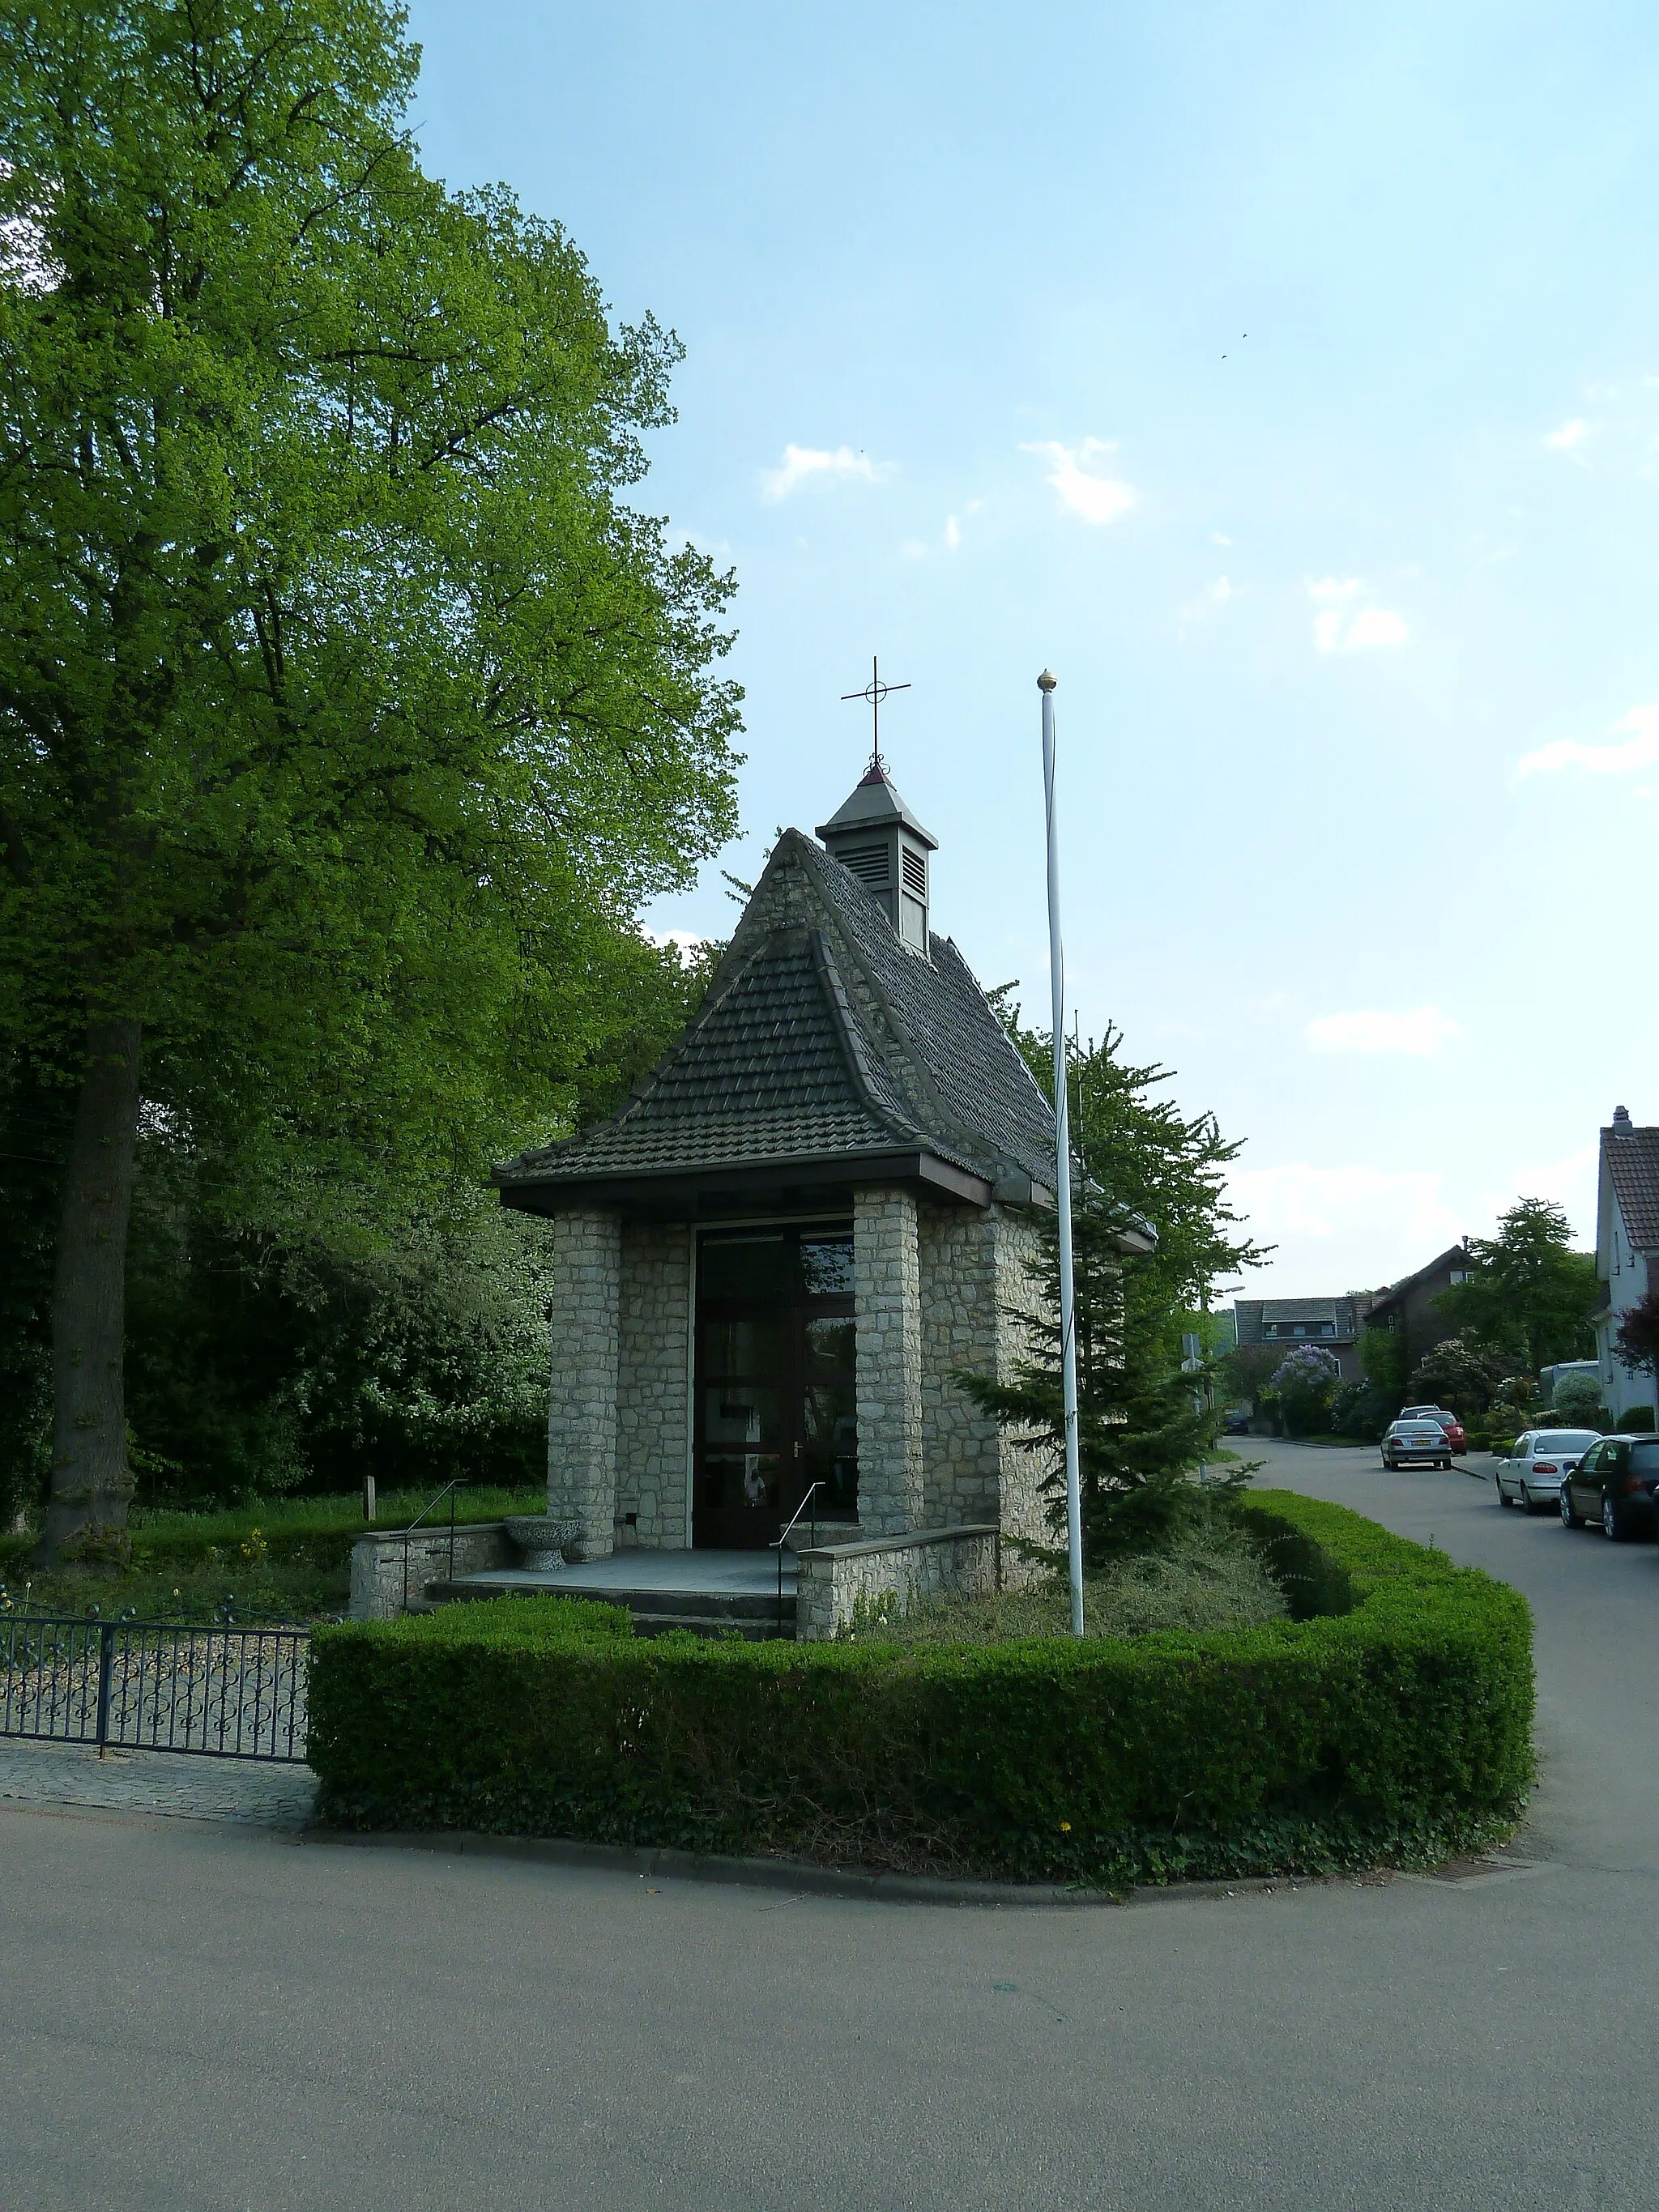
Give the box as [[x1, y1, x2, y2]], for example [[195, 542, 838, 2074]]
[[1613, 1104, 1635, 1138]]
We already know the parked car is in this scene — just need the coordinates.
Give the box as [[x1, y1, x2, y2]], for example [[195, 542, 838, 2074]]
[[1425, 1411, 1468, 1455], [1558, 1434, 1659, 1540], [1401, 1404, 1453, 1421], [1222, 1409, 1252, 1435], [1381, 1420, 1456, 1470], [1495, 1430, 1599, 1514]]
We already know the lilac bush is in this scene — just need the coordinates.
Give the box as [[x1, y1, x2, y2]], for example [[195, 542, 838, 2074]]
[[1269, 1345, 1341, 1435]]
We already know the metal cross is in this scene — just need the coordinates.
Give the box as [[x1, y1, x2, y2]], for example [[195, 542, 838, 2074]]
[[840, 655, 911, 775]]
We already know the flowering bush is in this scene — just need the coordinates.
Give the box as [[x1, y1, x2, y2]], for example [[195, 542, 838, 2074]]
[[1269, 1345, 1341, 1435]]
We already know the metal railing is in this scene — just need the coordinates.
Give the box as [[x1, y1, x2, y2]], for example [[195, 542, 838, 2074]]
[[0, 1613, 309, 1762], [399, 1479, 470, 1611], [771, 1482, 823, 1637]]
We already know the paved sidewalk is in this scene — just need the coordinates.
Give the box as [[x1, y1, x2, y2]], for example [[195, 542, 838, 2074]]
[[0, 1733, 317, 1826]]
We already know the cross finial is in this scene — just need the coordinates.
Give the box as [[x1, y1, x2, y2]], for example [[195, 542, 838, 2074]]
[[841, 654, 911, 777]]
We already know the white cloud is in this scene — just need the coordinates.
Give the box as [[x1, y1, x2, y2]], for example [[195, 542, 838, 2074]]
[[760, 443, 893, 500], [1342, 606, 1410, 650], [1514, 702, 1659, 780], [1212, 531, 1233, 546], [1544, 417, 1589, 450], [1020, 437, 1136, 525], [943, 514, 962, 552], [1304, 1007, 1461, 1056], [1227, 1161, 1463, 1285], [1179, 575, 1233, 622], [645, 927, 708, 962], [1308, 578, 1410, 653]]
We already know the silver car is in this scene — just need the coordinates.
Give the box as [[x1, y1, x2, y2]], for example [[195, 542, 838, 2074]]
[[1495, 1429, 1600, 1514], [1381, 1420, 1455, 1469]]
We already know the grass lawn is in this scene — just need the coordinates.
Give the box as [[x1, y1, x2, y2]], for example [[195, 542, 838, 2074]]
[[1, 1482, 547, 1625]]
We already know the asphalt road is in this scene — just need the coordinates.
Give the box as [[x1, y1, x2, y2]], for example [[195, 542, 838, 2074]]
[[3, 1438, 1657, 2212]]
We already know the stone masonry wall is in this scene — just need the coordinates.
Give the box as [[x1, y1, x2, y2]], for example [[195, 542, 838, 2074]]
[[993, 1207, 1050, 1552], [545, 1207, 621, 1560], [348, 1524, 514, 1621], [918, 1200, 1001, 1526], [854, 1186, 924, 1536], [616, 1222, 692, 1549], [794, 1525, 1001, 1640]]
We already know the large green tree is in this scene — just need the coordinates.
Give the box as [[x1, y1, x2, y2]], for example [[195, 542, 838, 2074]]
[[1432, 1200, 1597, 1379], [963, 1021, 1267, 1558], [0, 0, 740, 1559]]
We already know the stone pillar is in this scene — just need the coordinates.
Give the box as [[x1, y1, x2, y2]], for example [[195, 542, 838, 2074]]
[[545, 1207, 621, 1560], [854, 1187, 925, 1536], [617, 1223, 692, 1549]]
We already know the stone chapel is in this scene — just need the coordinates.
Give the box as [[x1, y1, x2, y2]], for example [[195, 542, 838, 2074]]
[[493, 758, 1064, 1576]]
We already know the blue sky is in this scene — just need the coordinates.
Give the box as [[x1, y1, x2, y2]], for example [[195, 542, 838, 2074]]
[[409, 0, 1659, 1299]]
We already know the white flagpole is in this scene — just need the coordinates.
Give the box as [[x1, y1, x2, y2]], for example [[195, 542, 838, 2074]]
[[1038, 670, 1085, 1637]]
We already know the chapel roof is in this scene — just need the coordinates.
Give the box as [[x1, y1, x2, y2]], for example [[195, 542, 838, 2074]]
[[815, 760, 939, 848], [1604, 1116, 1659, 1251], [495, 823, 1057, 1213]]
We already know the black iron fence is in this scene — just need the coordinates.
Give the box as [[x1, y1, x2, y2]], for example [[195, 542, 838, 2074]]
[[0, 1615, 309, 1762]]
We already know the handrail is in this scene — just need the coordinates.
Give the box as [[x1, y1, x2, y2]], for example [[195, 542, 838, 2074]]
[[771, 1481, 823, 1639], [771, 1482, 824, 1554], [399, 1479, 470, 1610]]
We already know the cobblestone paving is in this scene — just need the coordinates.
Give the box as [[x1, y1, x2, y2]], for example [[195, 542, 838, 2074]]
[[0, 1735, 318, 1826]]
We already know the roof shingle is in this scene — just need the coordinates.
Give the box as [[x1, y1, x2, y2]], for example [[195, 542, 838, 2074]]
[[1606, 1123, 1659, 1251], [496, 828, 1057, 1201]]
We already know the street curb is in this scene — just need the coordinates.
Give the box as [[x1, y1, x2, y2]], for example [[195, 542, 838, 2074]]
[[296, 1822, 1333, 1909]]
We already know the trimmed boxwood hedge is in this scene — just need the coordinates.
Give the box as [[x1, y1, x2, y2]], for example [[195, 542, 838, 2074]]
[[306, 1490, 1534, 1886]]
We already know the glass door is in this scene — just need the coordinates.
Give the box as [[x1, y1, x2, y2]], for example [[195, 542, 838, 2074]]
[[693, 1225, 857, 1549]]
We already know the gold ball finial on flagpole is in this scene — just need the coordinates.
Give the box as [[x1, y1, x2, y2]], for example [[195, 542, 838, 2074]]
[[1037, 668, 1057, 692]]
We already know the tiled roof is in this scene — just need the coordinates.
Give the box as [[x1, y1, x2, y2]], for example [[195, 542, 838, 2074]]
[[1235, 1297, 1363, 1343], [497, 829, 1057, 1198], [1606, 1123, 1659, 1251], [1364, 1246, 1470, 1318]]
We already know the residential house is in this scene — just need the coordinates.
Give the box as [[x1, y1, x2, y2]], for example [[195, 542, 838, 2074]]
[[1595, 1106, 1659, 1425], [1358, 1244, 1475, 1378], [1233, 1296, 1379, 1386]]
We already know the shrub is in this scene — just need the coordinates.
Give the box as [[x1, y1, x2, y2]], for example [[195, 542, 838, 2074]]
[[1331, 1381, 1392, 1442], [1269, 1346, 1341, 1436], [838, 1515, 1289, 1647], [1410, 1336, 1508, 1419], [309, 1492, 1535, 1886], [1550, 1372, 1606, 1426], [1615, 1406, 1657, 1433]]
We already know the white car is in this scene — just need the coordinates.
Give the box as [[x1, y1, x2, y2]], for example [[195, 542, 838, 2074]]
[[1495, 1430, 1601, 1514]]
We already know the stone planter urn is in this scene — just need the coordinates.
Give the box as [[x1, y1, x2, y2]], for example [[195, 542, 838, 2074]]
[[504, 1516, 583, 1572]]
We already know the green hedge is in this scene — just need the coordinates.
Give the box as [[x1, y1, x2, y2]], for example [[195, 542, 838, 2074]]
[[307, 1491, 1534, 1886]]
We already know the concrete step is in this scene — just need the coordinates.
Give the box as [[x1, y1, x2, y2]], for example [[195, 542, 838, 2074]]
[[420, 1578, 797, 1640]]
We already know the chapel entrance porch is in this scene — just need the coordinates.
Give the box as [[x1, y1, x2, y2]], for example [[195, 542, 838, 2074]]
[[693, 1222, 858, 1549]]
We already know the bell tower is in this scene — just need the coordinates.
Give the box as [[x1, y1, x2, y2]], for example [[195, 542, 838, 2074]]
[[817, 762, 939, 953]]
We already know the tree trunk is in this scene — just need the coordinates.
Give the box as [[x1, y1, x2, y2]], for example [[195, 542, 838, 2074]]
[[37, 1020, 143, 1564]]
